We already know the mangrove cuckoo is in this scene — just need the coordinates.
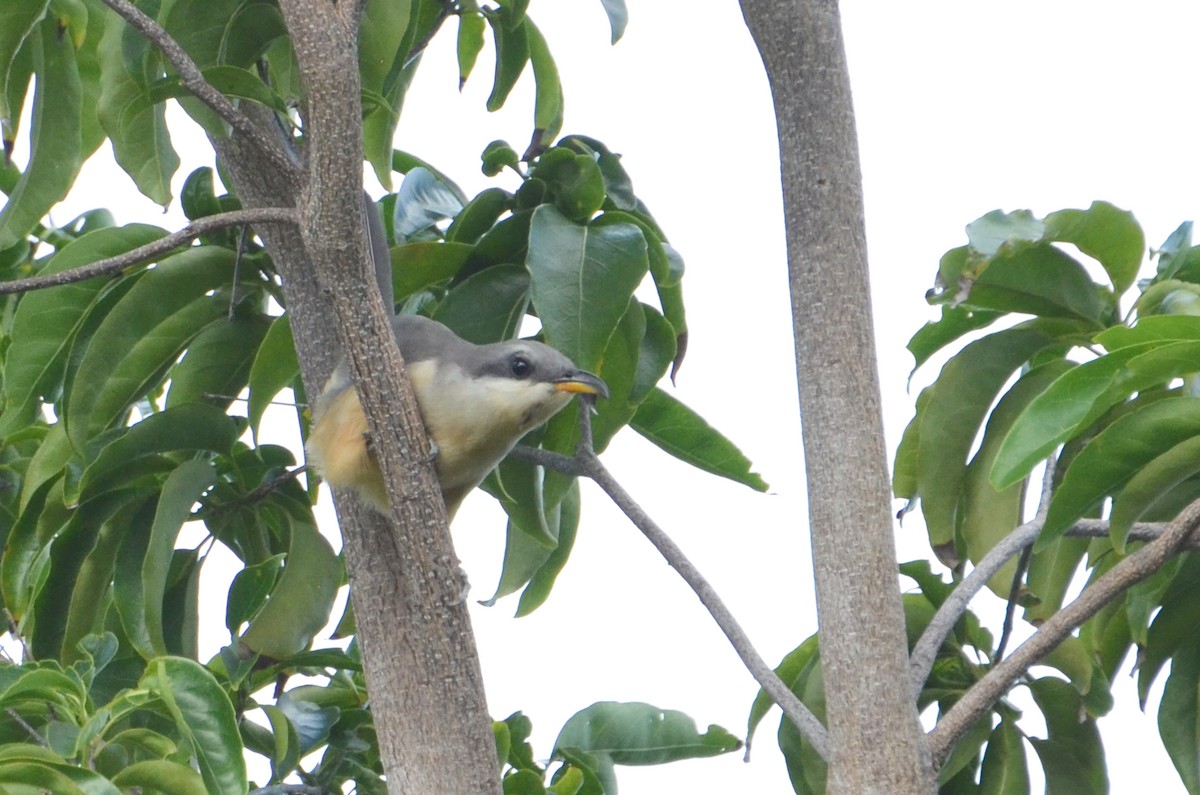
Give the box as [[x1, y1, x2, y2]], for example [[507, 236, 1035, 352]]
[[306, 314, 608, 518]]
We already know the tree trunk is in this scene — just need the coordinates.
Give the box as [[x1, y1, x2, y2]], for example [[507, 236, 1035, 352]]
[[214, 3, 501, 791], [739, 1, 934, 791]]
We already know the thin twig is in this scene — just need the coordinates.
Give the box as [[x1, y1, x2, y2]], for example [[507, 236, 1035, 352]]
[[928, 496, 1200, 764], [0, 208, 297, 295], [994, 544, 1032, 662], [909, 457, 1058, 699], [5, 708, 48, 746], [98, 0, 299, 177], [512, 404, 831, 759]]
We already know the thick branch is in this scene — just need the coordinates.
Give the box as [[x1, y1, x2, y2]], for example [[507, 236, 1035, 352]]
[[514, 409, 831, 759], [928, 497, 1200, 764], [99, 0, 298, 177], [0, 208, 297, 294]]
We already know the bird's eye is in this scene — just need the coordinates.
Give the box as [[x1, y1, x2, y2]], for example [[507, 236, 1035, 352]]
[[510, 355, 531, 378]]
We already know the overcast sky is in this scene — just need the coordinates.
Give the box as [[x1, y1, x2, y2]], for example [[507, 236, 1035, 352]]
[[46, 2, 1200, 792]]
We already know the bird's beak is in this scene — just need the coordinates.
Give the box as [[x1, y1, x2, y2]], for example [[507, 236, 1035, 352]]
[[554, 370, 610, 399]]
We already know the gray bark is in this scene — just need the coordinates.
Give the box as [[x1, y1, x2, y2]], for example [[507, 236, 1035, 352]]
[[739, 1, 935, 791], [213, 4, 500, 791]]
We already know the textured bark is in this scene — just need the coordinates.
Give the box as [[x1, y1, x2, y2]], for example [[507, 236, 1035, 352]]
[[212, 4, 499, 791], [739, 1, 935, 791]]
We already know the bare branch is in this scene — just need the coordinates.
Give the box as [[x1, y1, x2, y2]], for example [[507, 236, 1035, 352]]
[[514, 405, 831, 759], [909, 457, 1057, 698], [928, 496, 1200, 764], [0, 208, 297, 295], [98, 0, 299, 177]]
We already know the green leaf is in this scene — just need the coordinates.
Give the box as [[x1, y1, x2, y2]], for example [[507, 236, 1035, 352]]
[[72, 403, 238, 503], [515, 481, 579, 616], [553, 702, 740, 793], [960, 361, 1072, 597], [140, 460, 217, 656], [1000, 337, 1200, 494], [0, 1, 49, 128], [527, 206, 648, 372], [959, 243, 1110, 322], [110, 760, 208, 795], [96, 4, 178, 204], [446, 187, 512, 244], [524, 18, 562, 139], [1138, 555, 1200, 704], [531, 147, 606, 222], [141, 657, 248, 795], [978, 719, 1030, 795], [0, 17, 84, 250], [1044, 201, 1144, 295], [65, 246, 236, 449], [247, 315, 299, 439], [745, 635, 819, 750], [906, 305, 1001, 376], [905, 321, 1087, 548], [1109, 435, 1200, 551], [391, 241, 474, 299], [0, 224, 166, 436], [1023, 536, 1089, 624], [167, 314, 272, 410], [630, 388, 767, 491], [1158, 633, 1200, 793], [434, 263, 530, 344], [1026, 678, 1107, 794], [1040, 398, 1200, 548], [457, 10, 485, 87], [964, 209, 1044, 257], [238, 517, 340, 659], [225, 554, 283, 635], [486, 10, 529, 112]]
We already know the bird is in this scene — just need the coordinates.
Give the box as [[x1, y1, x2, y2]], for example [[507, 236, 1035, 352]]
[[305, 314, 609, 518]]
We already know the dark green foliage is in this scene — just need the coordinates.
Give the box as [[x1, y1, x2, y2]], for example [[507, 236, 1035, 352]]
[[0, 0, 742, 792], [890, 203, 1200, 793]]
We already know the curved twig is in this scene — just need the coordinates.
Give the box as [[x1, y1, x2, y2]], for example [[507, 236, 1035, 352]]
[[928, 496, 1200, 764], [0, 208, 297, 295], [99, 0, 299, 177], [513, 405, 831, 759]]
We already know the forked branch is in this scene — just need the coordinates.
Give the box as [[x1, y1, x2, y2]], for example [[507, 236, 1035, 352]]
[[514, 404, 830, 759], [0, 208, 297, 294]]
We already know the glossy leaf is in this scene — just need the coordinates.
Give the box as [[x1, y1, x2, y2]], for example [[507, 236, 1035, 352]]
[[1158, 633, 1200, 793], [141, 657, 247, 795], [1109, 435, 1200, 550], [960, 361, 1071, 597], [110, 759, 208, 795], [434, 263, 530, 344], [1044, 201, 1144, 295], [96, 4, 178, 204], [525, 18, 562, 139], [167, 314, 272, 410], [1040, 398, 1200, 548], [904, 321, 1086, 549], [65, 246, 236, 449], [392, 167, 466, 241], [457, 10, 486, 87], [0, 18, 83, 250], [486, 10, 529, 112], [1026, 678, 1107, 794], [0, 1, 49, 127], [906, 305, 1001, 376], [630, 387, 767, 491], [978, 719, 1030, 795], [515, 481, 579, 616], [247, 315, 299, 439], [527, 206, 647, 371], [553, 702, 740, 794], [531, 147, 606, 222], [71, 403, 238, 504], [238, 517, 340, 659], [0, 224, 165, 436], [1001, 338, 1200, 493], [392, 241, 474, 300], [140, 460, 217, 656]]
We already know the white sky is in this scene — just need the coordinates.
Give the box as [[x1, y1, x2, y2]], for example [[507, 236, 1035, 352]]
[[37, 1, 1200, 792]]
